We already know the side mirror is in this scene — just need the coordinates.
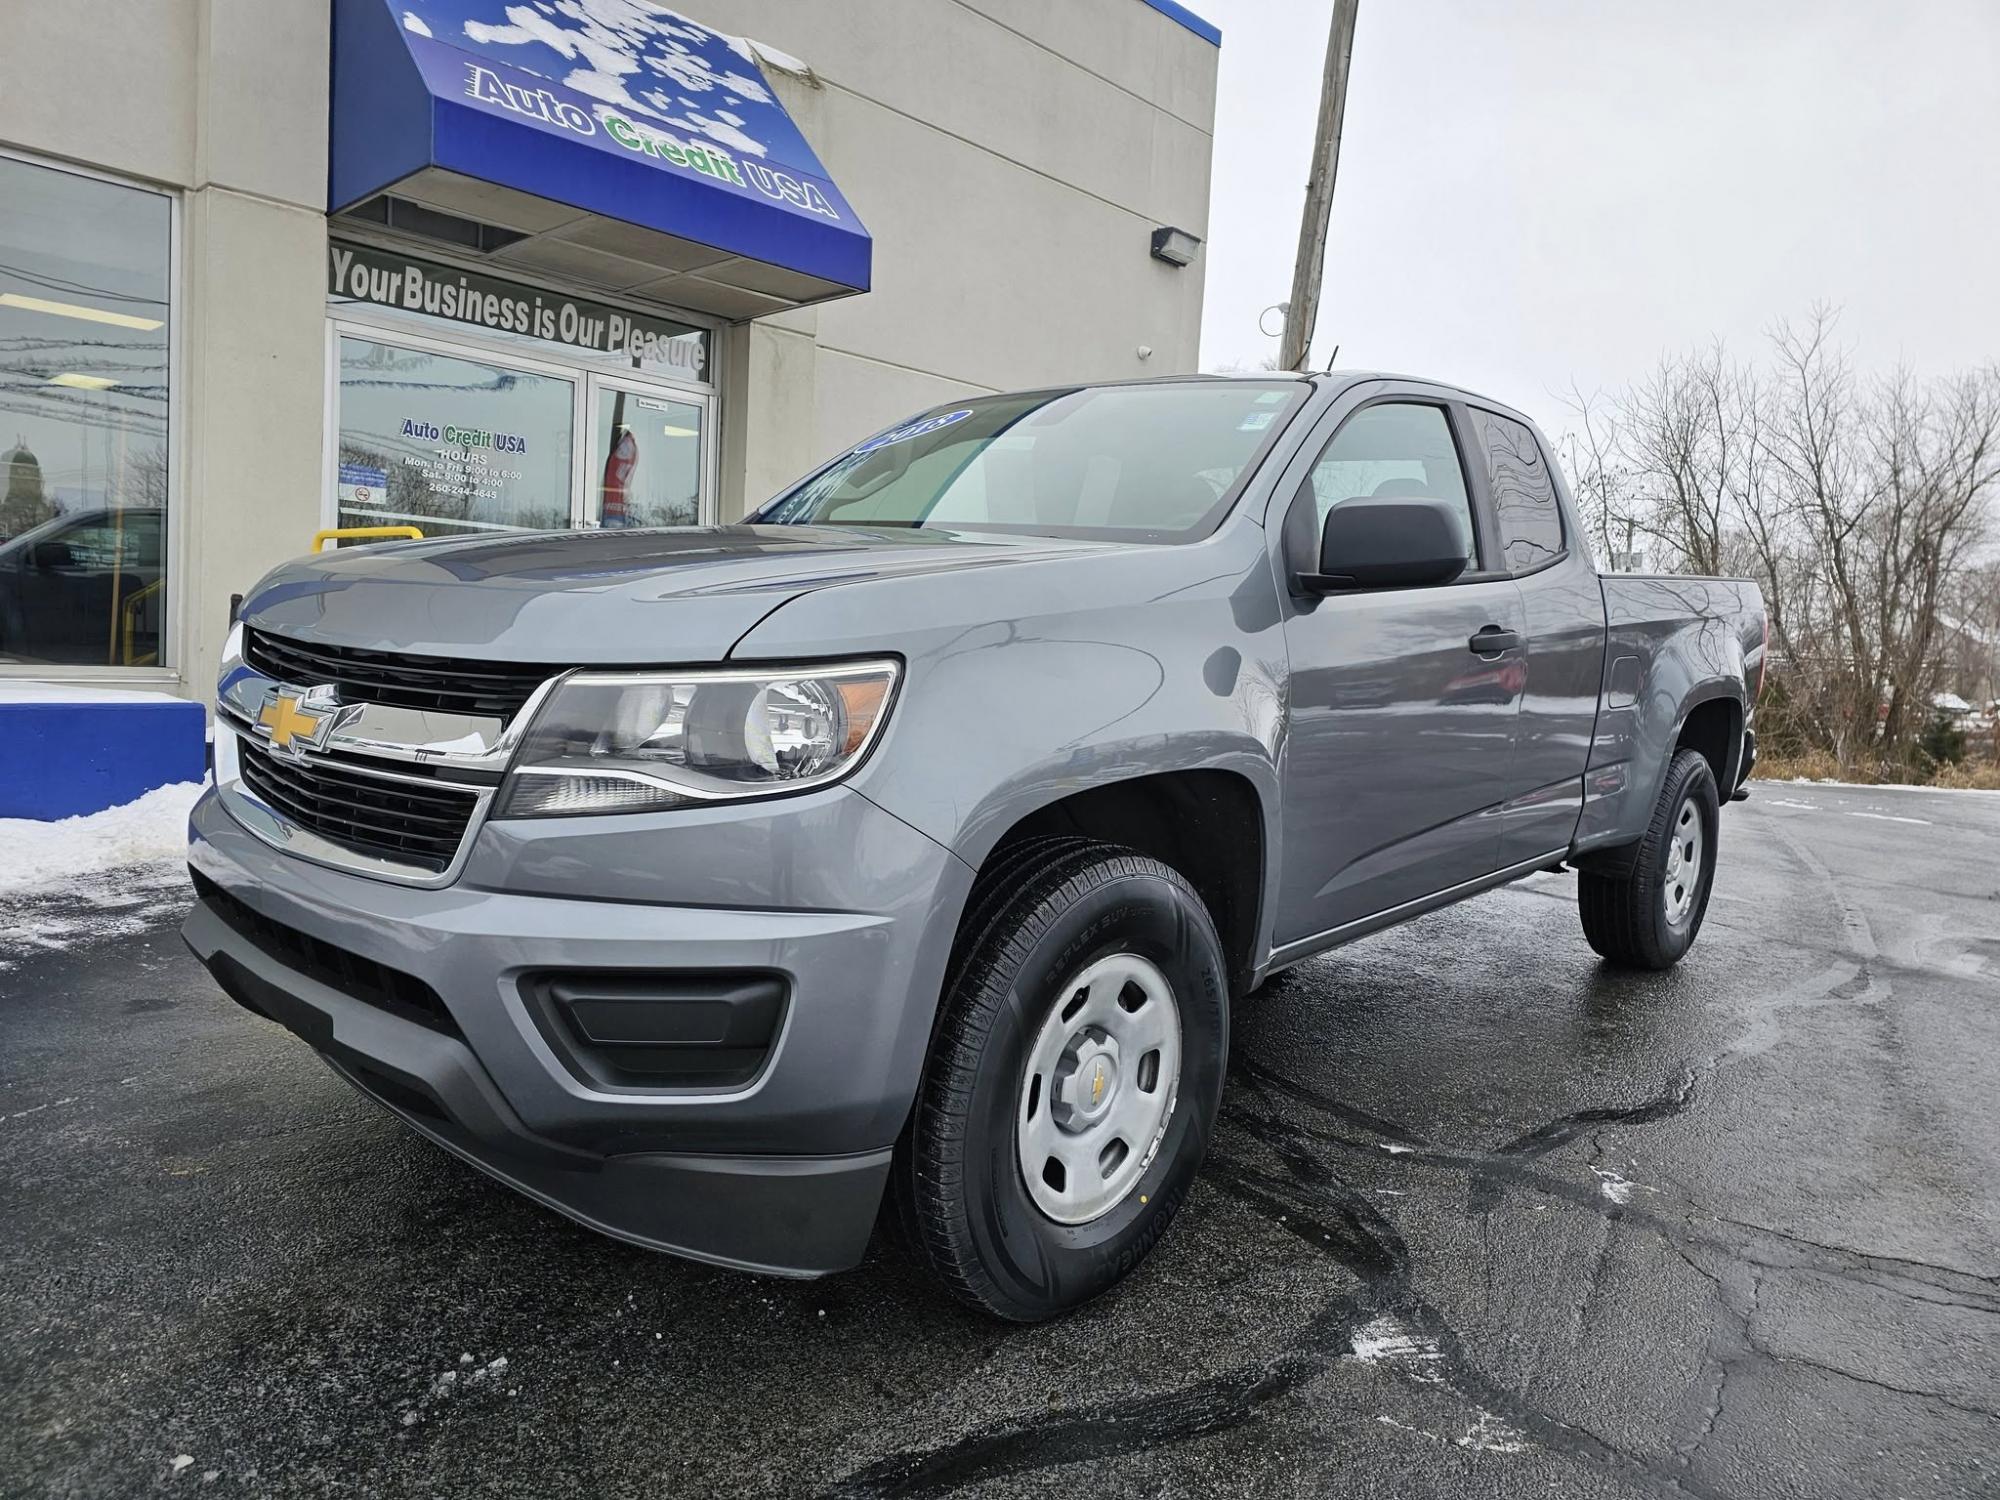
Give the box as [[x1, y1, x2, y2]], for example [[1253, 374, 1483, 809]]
[[1299, 497, 1469, 593], [29, 540, 76, 571]]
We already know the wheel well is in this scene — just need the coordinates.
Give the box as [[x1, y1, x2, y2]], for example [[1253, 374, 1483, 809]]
[[984, 770, 1265, 998], [1676, 698, 1743, 790]]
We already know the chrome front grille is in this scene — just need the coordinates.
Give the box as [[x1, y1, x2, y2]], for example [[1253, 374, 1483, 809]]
[[233, 736, 483, 875], [243, 627, 552, 723]]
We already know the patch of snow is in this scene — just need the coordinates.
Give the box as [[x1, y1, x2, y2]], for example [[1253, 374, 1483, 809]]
[[0, 783, 202, 901], [170, 1454, 194, 1474], [7, 1096, 78, 1122], [1375, 1414, 1439, 1442], [450, 0, 784, 169], [1379, 1143, 1415, 1155], [1349, 1316, 1441, 1367], [1456, 1411, 1529, 1454], [677, 110, 765, 157], [746, 39, 816, 84], [400, 1353, 512, 1426], [1847, 810, 1931, 826], [1776, 777, 2000, 797], [1589, 1166, 1656, 1205], [0, 783, 203, 968], [402, 10, 432, 36]]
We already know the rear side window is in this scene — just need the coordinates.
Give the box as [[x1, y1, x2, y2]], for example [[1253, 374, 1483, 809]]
[[1305, 402, 1478, 566], [1470, 408, 1563, 571]]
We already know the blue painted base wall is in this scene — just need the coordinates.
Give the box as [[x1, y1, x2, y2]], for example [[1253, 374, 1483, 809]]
[[0, 701, 207, 820]]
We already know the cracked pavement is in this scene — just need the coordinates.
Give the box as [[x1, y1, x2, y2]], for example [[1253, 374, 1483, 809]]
[[3, 782, 1998, 1497]]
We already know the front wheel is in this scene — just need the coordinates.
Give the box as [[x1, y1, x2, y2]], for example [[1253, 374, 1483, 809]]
[[898, 843, 1228, 1322], [1578, 747, 1721, 969]]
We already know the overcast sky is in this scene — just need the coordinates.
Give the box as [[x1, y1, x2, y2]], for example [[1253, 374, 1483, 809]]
[[1194, 0, 2000, 437]]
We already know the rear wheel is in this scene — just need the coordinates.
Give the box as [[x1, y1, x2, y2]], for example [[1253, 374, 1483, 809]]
[[898, 842, 1228, 1321], [1578, 747, 1720, 969]]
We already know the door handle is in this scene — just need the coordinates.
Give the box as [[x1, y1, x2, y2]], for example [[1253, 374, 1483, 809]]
[[1468, 626, 1521, 656]]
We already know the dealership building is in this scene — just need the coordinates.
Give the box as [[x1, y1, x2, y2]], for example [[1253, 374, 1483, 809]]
[[0, 0, 1218, 739]]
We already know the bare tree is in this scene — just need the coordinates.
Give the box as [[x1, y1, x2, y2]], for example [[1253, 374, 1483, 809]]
[[1555, 383, 1636, 567], [1552, 306, 1999, 777]]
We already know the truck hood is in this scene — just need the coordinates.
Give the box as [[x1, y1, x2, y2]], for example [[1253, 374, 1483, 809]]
[[242, 524, 1114, 663]]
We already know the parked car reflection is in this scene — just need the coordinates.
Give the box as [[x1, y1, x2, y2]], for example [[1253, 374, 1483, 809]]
[[0, 506, 163, 665]]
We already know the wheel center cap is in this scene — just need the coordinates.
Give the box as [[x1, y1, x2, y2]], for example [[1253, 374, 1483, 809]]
[[1051, 1028, 1121, 1131]]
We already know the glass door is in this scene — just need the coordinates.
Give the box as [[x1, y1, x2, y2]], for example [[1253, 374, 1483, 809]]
[[584, 375, 712, 529]]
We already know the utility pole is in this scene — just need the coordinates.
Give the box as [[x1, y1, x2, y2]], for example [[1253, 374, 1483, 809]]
[[1280, 0, 1360, 372]]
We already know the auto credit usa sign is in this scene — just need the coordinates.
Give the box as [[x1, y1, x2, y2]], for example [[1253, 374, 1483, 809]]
[[459, 63, 843, 222], [329, 0, 871, 296]]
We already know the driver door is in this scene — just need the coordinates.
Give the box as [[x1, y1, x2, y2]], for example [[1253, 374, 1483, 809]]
[[1273, 396, 1527, 948]]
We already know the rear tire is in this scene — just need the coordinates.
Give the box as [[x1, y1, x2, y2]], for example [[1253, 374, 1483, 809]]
[[1578, 747, 1720, 970], [898, 842, 1228, 1322]]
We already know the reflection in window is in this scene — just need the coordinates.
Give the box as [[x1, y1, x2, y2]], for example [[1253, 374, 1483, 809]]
[[1471, 408, 1564, 571], [0, 156, 171, 667], [754, 382, 1307, 540], [1307, 403, 1478, 566], [335, 337, 575, 540]]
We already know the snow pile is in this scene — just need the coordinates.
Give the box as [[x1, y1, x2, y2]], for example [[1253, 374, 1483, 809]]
[[0, 782, 203, 901], [0, 782, 203, 966]]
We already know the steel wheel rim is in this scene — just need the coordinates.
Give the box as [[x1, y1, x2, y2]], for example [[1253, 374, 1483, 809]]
[[1663, 795, 1703, 927], [1017, 953, 1183, 1225]]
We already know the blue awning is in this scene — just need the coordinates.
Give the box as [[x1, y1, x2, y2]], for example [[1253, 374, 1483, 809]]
[[330, 0, 871, 317]]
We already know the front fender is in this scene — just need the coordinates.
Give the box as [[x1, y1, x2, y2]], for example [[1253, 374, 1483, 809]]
[[729, 521, 1289, 907]]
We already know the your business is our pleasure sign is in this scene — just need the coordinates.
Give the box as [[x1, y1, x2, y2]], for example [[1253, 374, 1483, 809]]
[[328, 242, 711, 380]]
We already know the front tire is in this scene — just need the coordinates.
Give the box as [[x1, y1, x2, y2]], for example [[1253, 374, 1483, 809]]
[[1578, 747, 1721, 969], [899, 843, 1228, 1322]]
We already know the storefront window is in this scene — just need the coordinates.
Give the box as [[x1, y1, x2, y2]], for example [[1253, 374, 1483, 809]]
[[0, 155, 172, 668], [335, 336, 576, 537], [327, 241, 716, 540]]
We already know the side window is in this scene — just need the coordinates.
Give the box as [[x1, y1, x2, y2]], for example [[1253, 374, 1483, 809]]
[[1470, 408, 1564, 571], [53, 523, 123, 568], [1306, 403, 1478, 566]]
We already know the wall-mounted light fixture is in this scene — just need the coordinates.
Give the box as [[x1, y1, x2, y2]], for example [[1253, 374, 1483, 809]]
[[1149, 226, 1202, 267]]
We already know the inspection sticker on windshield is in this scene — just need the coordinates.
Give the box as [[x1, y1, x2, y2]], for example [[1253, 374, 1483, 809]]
[[1238, 410, 1278, 432], [853, 408, 973, 454]]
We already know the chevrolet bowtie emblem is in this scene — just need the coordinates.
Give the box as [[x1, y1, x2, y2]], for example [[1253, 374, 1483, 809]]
[[258, 683, 345, 756], [1090, 1062, 1106, 1105]]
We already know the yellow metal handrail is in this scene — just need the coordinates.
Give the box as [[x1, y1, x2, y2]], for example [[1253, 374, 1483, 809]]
[[119, 576, 164, 667], [311, 525, 425, 552]]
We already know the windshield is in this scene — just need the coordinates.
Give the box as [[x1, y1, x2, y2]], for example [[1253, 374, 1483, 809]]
[[749, 380, 1309, 541]]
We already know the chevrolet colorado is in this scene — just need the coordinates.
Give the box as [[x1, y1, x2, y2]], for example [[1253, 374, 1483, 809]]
[[184, 373, 1765, 1320]]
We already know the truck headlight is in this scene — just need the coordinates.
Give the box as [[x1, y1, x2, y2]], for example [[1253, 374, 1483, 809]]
[[495, 660, 900, 817]]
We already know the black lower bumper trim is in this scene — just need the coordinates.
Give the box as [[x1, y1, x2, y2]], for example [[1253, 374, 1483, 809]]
[[182, 897, 889, 1277]]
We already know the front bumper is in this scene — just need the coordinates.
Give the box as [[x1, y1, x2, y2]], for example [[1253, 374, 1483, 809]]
[[183, 782, 973, 1277]]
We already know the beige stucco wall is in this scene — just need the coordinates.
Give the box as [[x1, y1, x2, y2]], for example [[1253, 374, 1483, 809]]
[[0, 0, 332, 701], [0, 0, 1216, 694], [682, 0, 1220, 515]]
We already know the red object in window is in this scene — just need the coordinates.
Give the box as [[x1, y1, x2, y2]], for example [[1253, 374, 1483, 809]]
[[601, 426, 639, 528]]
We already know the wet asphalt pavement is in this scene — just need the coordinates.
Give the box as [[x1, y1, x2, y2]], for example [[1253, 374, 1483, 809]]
[[3, 782, 1998, 1498]]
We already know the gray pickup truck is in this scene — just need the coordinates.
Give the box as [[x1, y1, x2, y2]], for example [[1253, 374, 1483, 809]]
[[184, 373, 1764, 1320]]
